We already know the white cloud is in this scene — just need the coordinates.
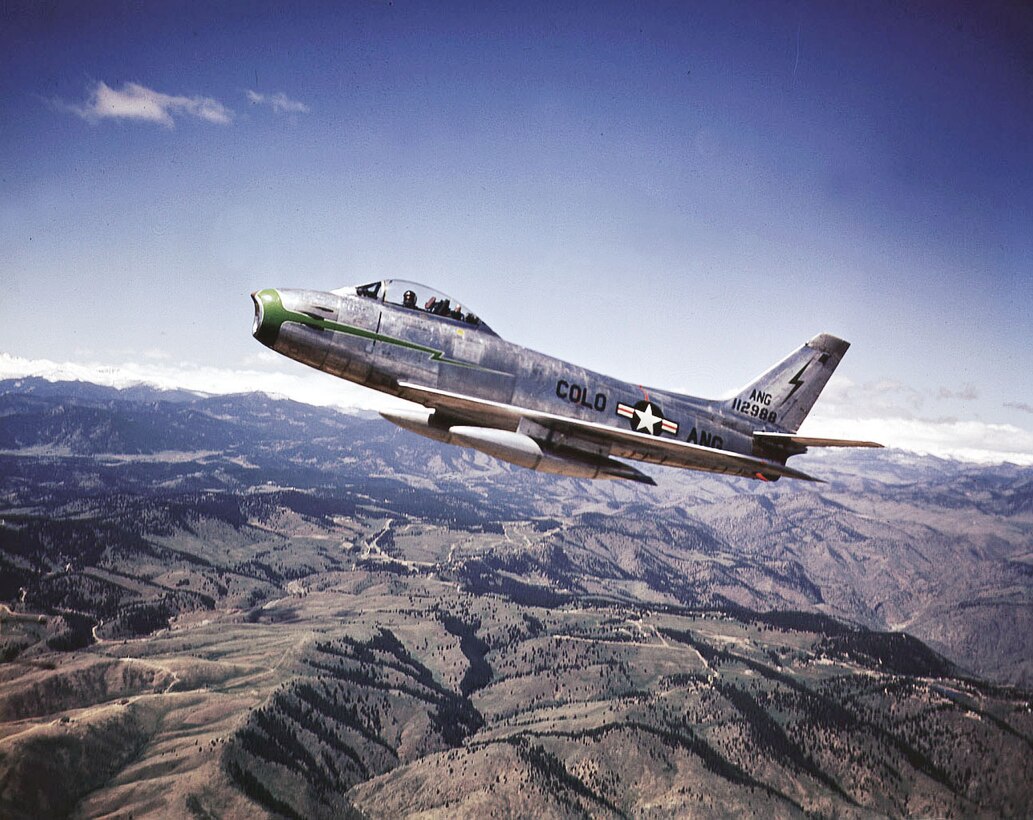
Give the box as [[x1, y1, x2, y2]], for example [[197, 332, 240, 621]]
[[798, 377, 1033, 465], [0, 352, 413, 415], [63, 81, 232, 127], [802, 413, 1033, 466], [246, 90, 310, 114], [937, 384, 979, 401], [2, 353, 1031, 466], [818, 375, 926, 417]]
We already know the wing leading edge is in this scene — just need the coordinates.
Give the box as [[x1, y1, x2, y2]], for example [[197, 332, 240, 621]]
[[395, 381, 823, 482]]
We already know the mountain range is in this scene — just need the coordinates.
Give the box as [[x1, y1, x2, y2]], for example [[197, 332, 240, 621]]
[[0, 377, 1030, 817]]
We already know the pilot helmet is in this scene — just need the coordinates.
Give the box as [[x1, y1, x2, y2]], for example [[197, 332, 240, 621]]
[[403, 290, 416, 306]]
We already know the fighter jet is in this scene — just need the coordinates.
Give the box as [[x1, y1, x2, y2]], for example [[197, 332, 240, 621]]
[[251, 280, 881, 485]]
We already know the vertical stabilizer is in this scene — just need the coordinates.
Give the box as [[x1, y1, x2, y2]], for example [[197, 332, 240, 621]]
[[725, 333, 849, 433]]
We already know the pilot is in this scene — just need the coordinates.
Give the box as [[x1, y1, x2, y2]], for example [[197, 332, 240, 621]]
[[402, 290, 417, 309], [451, 305, 463, 321]]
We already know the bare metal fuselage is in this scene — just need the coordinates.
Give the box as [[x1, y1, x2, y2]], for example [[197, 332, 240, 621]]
[[252, 283, 876, 483]]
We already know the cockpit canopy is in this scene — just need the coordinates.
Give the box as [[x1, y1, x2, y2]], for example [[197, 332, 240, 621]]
[[334, 279, 498, 336]]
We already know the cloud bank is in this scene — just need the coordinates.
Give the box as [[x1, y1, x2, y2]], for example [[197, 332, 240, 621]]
[[801, 413, 1033, 467], [0, 352, 409, 415], [1, 354, 1031, 466], [800, 375, 1033, 465], [63, 81, 232, 127], [246, 90, 310, 114]]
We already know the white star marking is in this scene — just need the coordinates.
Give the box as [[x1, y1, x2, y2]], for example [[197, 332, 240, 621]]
[[634, 403, 661, 434]]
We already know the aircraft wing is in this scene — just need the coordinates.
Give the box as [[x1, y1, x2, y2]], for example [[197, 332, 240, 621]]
[[396, 381, 822, 482]]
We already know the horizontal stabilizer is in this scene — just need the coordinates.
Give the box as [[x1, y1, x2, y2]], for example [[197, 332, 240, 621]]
[[754, 432, 884, 449]]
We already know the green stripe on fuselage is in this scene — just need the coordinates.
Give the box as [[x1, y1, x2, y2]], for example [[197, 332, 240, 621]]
[[279, 300, 504, 374]]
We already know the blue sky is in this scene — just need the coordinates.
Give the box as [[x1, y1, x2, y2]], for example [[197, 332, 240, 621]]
[[2, 1, 1032, 462]]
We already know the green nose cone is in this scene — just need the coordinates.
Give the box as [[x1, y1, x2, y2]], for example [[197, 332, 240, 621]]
[[251, 288, 287, 346]]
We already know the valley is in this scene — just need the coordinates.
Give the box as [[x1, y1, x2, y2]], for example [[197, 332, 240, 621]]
[[1, 379, 1031, 816]]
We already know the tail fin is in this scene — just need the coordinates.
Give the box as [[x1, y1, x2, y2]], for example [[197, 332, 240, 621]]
[[725, 333, 849, 433]]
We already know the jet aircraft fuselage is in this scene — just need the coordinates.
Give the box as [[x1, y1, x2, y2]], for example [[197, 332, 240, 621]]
[[251, 279, 880, 484]]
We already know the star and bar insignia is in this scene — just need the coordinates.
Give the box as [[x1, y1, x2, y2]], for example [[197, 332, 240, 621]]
[[616, 400, 679, 437]]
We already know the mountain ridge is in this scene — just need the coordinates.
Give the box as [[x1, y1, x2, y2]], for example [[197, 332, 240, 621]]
[[1, 378, 1030, 817]]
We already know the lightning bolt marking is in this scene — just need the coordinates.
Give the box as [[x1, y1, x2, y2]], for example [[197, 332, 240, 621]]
[[786, 364, 807, 402]]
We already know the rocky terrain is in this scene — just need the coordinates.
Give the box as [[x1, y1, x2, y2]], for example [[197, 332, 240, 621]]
[[0, 378, 1031, 817]]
